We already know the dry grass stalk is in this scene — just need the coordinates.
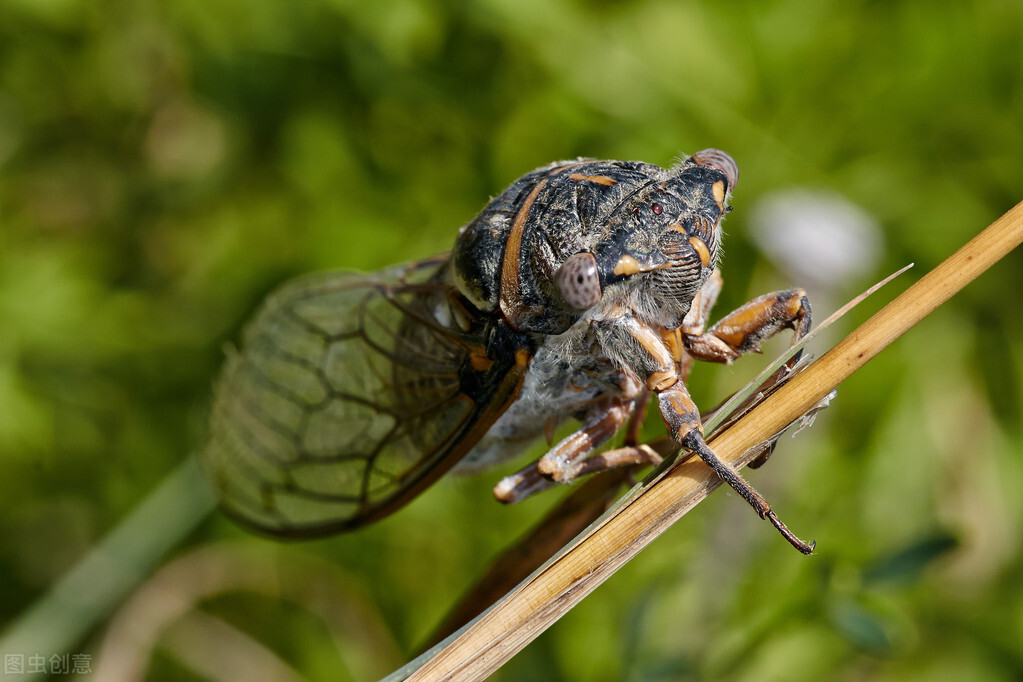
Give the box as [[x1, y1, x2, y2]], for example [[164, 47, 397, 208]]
[[403, 200, 1023, 682]]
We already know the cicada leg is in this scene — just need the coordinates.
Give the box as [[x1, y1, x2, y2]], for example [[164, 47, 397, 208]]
[[492, 463, 553, 504], [619, 303, 815, 554], [684, 287, 812, 371], [493, 398, 662, 504], [657, 379, 815, 554], [563, 443, 664, 478], [684, 286, 812, 468]]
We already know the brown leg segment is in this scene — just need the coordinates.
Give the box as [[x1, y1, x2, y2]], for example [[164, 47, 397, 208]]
[[562, 444, 663, 478], [493, 398, 633, 504], [536, 399, 633, 482], [657, 377, 814, 554], [493, 434, 663, 505], [622, 390, 651, 447], [492, 463, 556, 504]]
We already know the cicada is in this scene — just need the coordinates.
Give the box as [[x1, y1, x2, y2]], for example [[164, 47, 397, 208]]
[[204, 149, 815, 552]]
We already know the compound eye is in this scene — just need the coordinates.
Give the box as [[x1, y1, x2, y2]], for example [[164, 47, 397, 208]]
[[555, 252, 602, 311], [692, 148, 739, 190]]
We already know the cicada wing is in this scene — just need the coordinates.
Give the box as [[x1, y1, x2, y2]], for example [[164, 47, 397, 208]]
[[204, 257, 524, 538]]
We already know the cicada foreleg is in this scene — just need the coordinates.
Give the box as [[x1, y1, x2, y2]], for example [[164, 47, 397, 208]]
[[683, 285, 812, 467], [627, 303, 815, 554], [657, 379, 815, 554], [684, 287, 812, 374]]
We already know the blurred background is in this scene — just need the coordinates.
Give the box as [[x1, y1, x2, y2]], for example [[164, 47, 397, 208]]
[[1, 1, 1021, 680]]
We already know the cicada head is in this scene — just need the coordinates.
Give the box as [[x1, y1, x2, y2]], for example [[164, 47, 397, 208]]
[[589, 148, 737, 329]]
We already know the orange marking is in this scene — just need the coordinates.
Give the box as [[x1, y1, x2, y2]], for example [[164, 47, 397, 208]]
[[712, 180, 726, 207], [499, 179, 549, 328], [713, 300, 776, 349], [665, 392, 696, 417], [469, 348, 493, 372], [661, 327, 685, 362], [550, 163, 584, 176], [631, 326, 674, 370], [663, 388, 702, 437], [689, 235, 711, 267], [676, 420, 702, 439], [668, 222, 687, 233], [613, 254, 642, 276], [612, 254, 670, 276], [568, 173, 618, 186], [628, 321, 678, 392], [785, 289, 808, 316], [647, 370, 677, 392]]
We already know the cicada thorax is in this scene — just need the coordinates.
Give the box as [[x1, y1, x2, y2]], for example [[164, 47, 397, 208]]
[[453, 159, 673, 335]]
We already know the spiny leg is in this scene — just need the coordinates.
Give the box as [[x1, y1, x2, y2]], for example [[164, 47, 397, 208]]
[[685, 288, 811, 372], [494, 398, 643, 504], [566, 443, 663, 478], [682, 430, 814, 554], [685, 288, 811, 468], [657, 380, 814, 554], [536, 399, 632, 482]]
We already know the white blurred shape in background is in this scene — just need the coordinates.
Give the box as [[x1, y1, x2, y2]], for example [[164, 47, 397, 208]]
[[748, 188, 884, 293]]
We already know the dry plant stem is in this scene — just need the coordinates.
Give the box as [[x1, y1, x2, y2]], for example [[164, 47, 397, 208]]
[[404, 201, 1023, 682], [424, 468, 632, 647]]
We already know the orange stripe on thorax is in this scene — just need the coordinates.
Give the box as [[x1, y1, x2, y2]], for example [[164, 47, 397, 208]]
[[568, 173, 618, 186], [499, 163, 586, 329], [499, 178, 548, 328]]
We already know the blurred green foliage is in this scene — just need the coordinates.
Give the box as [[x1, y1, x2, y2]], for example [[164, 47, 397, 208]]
[[1, 0, 1022, 680]]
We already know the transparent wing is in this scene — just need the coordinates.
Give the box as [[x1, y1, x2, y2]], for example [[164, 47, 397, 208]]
[[203, 257, 520, 537]]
